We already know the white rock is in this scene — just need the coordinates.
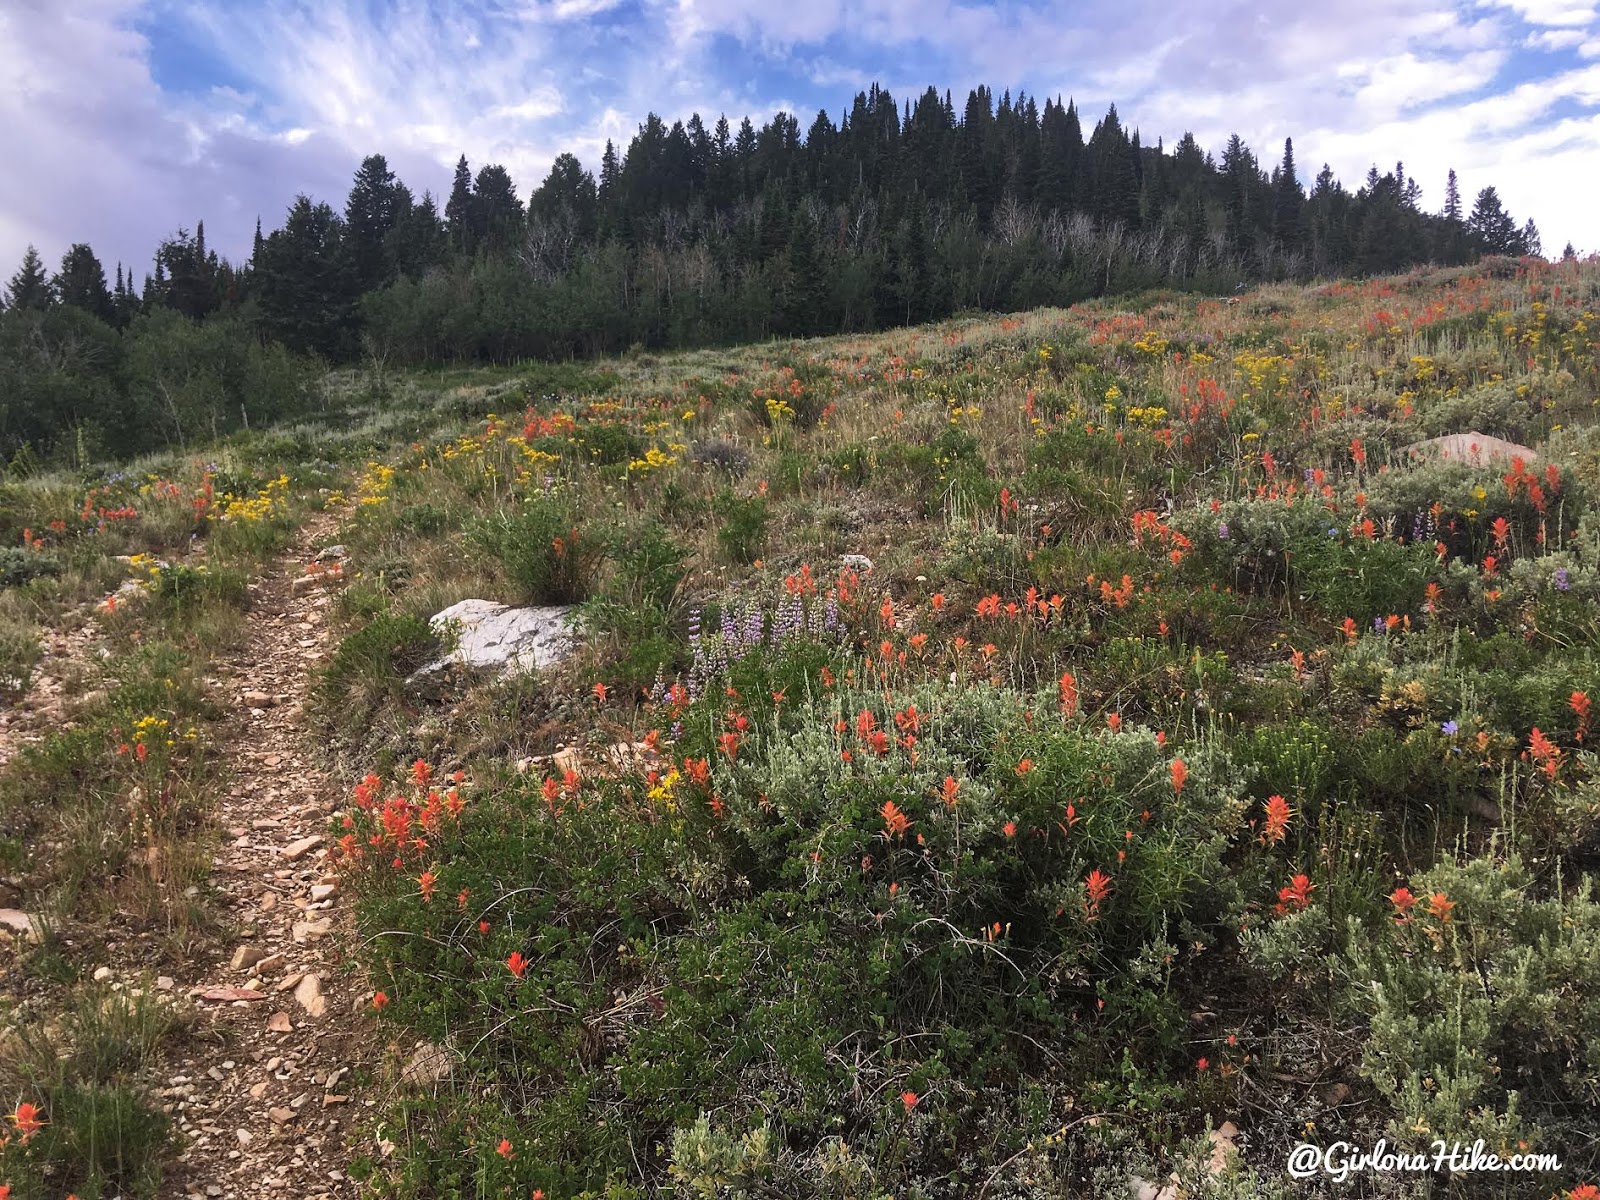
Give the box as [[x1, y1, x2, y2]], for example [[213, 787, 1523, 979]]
[[415, 599, 579, 677], [400, 1042, 454, 1087], [1402, 431, 1537, 467], [0, 909, 43, 944]]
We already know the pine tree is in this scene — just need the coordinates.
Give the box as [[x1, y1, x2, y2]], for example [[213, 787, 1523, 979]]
[[1467, 186, 1519, 256], [1272, 138, 1304, 252], [345, 153, 409, 291], [1518, 218, 1542, 258], [254, 195, 354, 358], [1562, 241, 1577, 261], [781, 206, 828, 335], [1443, 169, 1462, 222], [5, 246, 53, 309], [445, 155, 475, 256], [53, 243, 114, 322], [472, 164, 524, 257], [1219, 135, 1257, 256]]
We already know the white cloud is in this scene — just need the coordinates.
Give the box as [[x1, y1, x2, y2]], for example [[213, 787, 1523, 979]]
[[1526, 26, 1589, 45], [1481, 0, 1597, 26]]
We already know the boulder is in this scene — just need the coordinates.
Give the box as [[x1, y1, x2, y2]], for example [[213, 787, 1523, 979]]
[[416, 599, 579, 678], [1402, 431, 1537, 468]]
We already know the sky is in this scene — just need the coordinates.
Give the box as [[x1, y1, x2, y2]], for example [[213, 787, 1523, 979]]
[[3, 0, 1598, 282]]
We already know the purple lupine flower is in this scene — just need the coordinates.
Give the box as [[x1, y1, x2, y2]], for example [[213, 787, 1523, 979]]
[[1554, 568, 1571, 592], [1441, 720, 1459, 735], [1373, 617, 1387, 634], [1217, 523, 1229, 540]]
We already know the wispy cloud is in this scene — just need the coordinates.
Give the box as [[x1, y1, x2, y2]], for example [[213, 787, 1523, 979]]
[[1, 0, 1596, 279]]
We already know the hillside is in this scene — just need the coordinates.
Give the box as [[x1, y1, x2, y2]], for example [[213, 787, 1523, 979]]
[[3, 256, 1600, 1198]]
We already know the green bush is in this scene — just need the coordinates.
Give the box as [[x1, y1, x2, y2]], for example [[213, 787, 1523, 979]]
[[714, 488, 768, 565], [342, 668, 1254, 1194], [0, 547, 62, 589], [1349, 853, 1600, 1168], [472, 489, 606, 603]]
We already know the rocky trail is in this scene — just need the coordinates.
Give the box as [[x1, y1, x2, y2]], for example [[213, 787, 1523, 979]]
[[160, 514, 371, 1200]]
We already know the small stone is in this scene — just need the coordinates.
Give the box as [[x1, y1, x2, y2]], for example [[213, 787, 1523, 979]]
[[267, 1011, 294, 1033], [292, 918, 333, 944], [323, 1093, 349, 1106], [230, 945, 266, 971], [236, 1127, 254, 1146], [260, 890, 279, 912], [294, 973, 326, 1018], [249, 1080, 270, 1098], [253, 953, 285, 976], [309, 883, 337, 902], [93, 965, 113, 982], [156, 976, 175, 990], [277, 972, 304, 993], [269, 1106, 295, 1124], [280, 834, 323, 861]]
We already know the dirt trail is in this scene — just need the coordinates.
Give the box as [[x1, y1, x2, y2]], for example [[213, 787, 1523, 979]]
[[164, 512, 372, 1200]]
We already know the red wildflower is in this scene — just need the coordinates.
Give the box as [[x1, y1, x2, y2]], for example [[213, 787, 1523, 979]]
[[1275, 874, 1314, 914], [372, 991, 390, 1011], [1427, 892, 1455, 923], [1526, 727, 1562, 778], [497, 1138, 515, 1159], [901, 1090, 920, 1112], [418, 870, 436, 903], [1170, 758, 1188, 795], [1261, 795, 1291, 845], [940, 776, 960, 808], [1003, 821, 1017, 838], [1058, 671, 1078, 718], [1084, 868, 1112, 917], [881, 801, 911, 839], [507, 952, 528, 979], [1389, 886, 1417, 923], [1015, 758, 1034, 776], [1572, 691, 1592, 743], [11, 1101, 44, 1142], [592, 681, 609, 703]]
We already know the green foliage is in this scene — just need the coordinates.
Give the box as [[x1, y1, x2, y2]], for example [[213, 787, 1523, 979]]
[[1350, 853, 1600, 1162], [315, 610, 441, 743], [0, 983, 179, 1199], [471, 488, 606, 603], [714, 488, 768, 564], [0, 547, 61, 589]]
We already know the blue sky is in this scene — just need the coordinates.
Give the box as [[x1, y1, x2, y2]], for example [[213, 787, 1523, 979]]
[[3, 0, 1598, 281]]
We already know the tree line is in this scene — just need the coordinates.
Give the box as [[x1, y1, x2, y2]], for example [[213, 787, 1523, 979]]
[[2, 81, 1557, 460]]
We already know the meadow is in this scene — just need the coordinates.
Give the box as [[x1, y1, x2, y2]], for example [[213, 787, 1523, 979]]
[[2, 254, 1600, 1197]]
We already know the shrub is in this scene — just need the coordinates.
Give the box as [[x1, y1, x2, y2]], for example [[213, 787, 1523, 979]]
[[714, 488, 768, 565], [1349, 853, 1600, 1168], [472, 489, 606, 603], [0, 547, 61, 590]]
